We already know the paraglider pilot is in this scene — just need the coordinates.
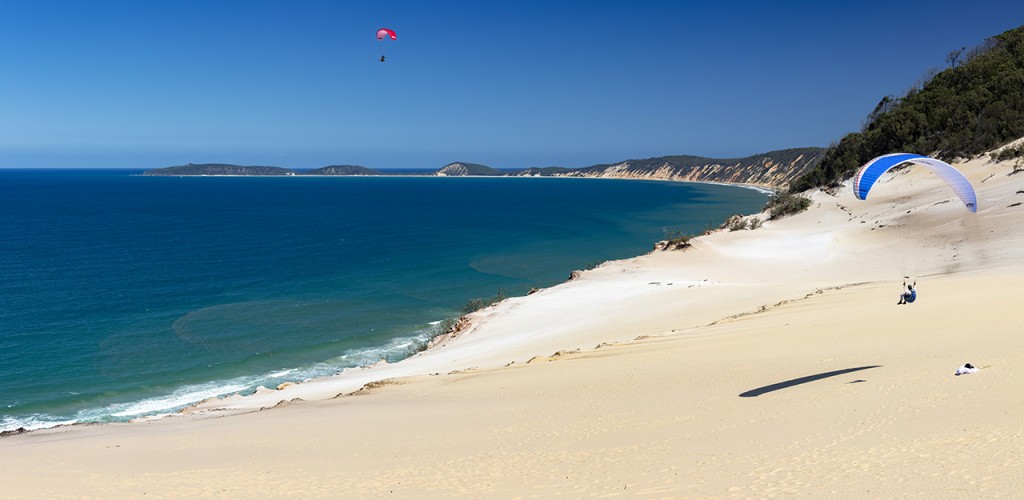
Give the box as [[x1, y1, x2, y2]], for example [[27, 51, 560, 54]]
[[379, 55, 385, 62], [897, 281, 916, 305]]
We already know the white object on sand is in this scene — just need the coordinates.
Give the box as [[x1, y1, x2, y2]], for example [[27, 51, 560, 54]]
[[955, 364, 979, 376]]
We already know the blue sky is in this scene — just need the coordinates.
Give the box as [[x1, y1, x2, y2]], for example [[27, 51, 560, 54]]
[[2, 0, 1022, 169]]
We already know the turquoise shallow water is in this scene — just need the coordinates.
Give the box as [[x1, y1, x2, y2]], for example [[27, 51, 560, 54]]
[[0, 169, 769, 430]]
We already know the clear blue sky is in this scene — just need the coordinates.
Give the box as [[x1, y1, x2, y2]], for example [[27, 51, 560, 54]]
[[2, 0, 1022, 169]]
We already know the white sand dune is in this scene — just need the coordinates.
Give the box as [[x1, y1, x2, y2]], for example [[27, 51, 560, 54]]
[[2, 151, 1023, 497]]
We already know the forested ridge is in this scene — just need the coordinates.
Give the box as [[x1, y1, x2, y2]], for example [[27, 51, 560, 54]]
[[790, 24, 1024, 192]]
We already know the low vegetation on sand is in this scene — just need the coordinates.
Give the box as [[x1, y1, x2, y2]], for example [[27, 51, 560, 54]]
[[765, 193, 812, 219]]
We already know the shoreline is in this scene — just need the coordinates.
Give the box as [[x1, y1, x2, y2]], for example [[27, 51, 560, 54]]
[[138, 170, 783, 193], [175, 175, 772, 417], [0, 174, 771, 435]]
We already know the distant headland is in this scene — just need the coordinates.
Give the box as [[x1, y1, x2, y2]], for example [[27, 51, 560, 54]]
[[141, 147, 826, 190]]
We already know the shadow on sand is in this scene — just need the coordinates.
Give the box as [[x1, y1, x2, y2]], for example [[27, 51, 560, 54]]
[[739, 365, 881, 398]]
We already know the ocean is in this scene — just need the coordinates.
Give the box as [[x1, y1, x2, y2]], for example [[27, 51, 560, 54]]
[[0, 169, 769, 431]]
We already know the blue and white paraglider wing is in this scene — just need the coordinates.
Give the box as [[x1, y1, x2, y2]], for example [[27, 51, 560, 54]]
[[853, 153, 977, 212]]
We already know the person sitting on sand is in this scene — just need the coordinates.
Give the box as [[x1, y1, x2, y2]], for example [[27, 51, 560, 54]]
[[897, 281, 916, 305], [955, 363, 978, 375]]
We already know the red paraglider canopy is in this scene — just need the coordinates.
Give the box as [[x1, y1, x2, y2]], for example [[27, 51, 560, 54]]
[[376, 28, 396, 40]]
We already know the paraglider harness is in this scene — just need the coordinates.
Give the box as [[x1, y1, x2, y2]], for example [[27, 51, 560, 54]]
[[898, 281, 916, 305]]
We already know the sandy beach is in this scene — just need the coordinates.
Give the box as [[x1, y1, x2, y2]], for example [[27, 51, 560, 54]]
[[3, 149, 1024, 497]]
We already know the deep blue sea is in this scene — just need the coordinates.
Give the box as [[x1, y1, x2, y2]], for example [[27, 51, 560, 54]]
[[0, 169, 769, 431]]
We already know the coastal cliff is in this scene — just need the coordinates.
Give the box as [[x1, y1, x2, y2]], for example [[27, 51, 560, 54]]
[[141, 148, 824, 189], [514, 148, 825, 188]]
